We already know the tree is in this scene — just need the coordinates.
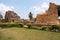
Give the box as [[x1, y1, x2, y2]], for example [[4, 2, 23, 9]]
[[0, 13, 3, 22], [29, 12, 33, 20]]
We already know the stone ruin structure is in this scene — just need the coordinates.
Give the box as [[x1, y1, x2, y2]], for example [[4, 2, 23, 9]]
[[5, 11, 20, 22], [35, 2, 60, 25]]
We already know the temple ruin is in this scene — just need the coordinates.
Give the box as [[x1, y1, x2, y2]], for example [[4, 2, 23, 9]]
[[36, 2, 60, 25], [5, 11, 20, 22]]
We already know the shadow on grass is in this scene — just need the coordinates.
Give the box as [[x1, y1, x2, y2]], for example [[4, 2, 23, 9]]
[[0, 26, 23, 29], [25, 27, 41, 30]]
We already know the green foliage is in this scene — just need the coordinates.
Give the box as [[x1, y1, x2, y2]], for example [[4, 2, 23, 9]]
[[8, 24, 19, 27], [0, 23, 24, 28], [50, 25, 60, 32], [14, 13, 17, 15], [41, 26, 49, 31], [27, 24, 32, 29], [18, 23, 23, 27], [52, 25, 59, 29], [0, 13, 3, 21], [0, 24, 7, 28], [29, 12, 33, 20], [40, 25, 60, 32], [41, 26, 47, 30]]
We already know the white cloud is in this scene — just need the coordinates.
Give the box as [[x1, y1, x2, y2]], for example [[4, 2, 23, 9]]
[[29, 2, 49, 13], [40, 2, 49, 13], [41, 2, 49, 9], [29, 2, 49, 17], [0, 3, 14, 18], [30, 6, 41, 12], [0, 3, 14, 12], [33, 6, 40, 11]]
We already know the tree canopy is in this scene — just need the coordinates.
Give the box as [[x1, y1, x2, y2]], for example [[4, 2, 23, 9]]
[[29, 12, 33, 20], [0, 13, 3, 20]]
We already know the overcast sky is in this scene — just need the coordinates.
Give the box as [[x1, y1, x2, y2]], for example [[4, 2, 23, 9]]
[[0, 0, 60, 19]]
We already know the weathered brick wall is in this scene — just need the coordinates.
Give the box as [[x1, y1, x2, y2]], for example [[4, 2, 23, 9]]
[[36, 2, 59, 25], [5, 11, 20, 22]]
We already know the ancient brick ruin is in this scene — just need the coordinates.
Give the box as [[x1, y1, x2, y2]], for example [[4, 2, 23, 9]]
[[5, 11, 20, 22], [36, 2, 60, 25], [4, 2, 60, 24]]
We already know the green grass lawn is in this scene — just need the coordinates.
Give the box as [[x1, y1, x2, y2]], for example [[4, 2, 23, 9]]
[[0, 27, 60, 40]]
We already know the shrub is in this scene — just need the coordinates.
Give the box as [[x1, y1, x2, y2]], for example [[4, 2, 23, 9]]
[[18, 23, 23, 27], [0, 24, 8, 28], [56, 25, 60, 31], [0, 23, 24, 28], [27, 24, 32, 29], [50, 25, 60, 32], [8, 24, 19, 27], [41, 26, 49, 31]]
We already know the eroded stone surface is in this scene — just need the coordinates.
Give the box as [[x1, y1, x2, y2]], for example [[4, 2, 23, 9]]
[[5, 11, 20, 22], [36, 2, 60, 25]]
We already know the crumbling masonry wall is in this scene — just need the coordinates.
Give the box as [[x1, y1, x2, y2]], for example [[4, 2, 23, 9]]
[[36, 2, 59, 25], [5, 11, 20, 22]]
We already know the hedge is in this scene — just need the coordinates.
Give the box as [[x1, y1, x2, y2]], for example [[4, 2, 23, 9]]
[[27, 24, 32, 29], [49, 25, 60, 32], [0, 23, 23, 28]]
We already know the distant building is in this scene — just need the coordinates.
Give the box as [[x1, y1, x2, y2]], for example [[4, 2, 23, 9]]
[[35, 2, 60, 25], [5, 11, 20, 22]]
